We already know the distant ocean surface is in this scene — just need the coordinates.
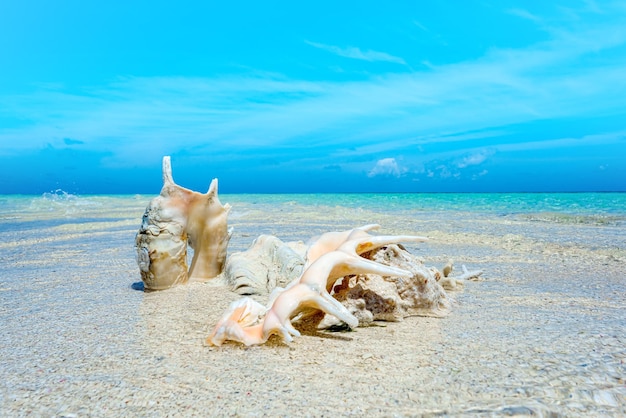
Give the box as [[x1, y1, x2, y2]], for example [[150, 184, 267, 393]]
[[230, 191, 626, 216], [1, 190, 625, 224]]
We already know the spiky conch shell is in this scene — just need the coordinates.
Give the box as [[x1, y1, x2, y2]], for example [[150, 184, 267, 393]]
[[135, 156, 231, 291]]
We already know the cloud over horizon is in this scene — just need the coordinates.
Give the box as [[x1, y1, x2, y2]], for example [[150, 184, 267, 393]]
[[456, 149, 494, 169], [368, 158, 405, 178]]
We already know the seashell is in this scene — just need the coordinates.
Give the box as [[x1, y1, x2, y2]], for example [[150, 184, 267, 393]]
[[442, 260, 454, 278], [207, 224, 485, 347], [224, 235, 305, 295], [185, 177, 232, 281], [207, 226, 428, 346], [135, 156, 231, 291]]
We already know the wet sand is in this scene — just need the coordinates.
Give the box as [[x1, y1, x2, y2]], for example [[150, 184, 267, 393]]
[[0, 196, 624, 416]]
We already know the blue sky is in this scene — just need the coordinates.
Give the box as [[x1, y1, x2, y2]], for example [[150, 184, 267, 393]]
[[1, 0, 625, 194]]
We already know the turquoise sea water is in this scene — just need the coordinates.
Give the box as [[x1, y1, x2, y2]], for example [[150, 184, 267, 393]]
[[227, 191, 626, 215], [2, 190, 626, 219]]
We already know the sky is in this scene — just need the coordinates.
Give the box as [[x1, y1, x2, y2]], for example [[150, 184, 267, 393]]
[[1, 0, 625, 194]]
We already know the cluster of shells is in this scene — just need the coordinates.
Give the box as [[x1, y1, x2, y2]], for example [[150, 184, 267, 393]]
[[136, 157, 482, 346]]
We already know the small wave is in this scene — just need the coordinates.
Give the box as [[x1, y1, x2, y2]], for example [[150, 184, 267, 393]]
[[41, 189, 79, 202], [29, 189, 101, 216], [520, 212, 624, 226]]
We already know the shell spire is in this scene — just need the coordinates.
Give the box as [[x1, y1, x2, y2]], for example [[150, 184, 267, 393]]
[[162, 155, 174, 186]]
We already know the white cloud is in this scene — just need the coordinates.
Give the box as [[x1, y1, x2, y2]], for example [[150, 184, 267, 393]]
[[412, 20, 429, 32], [435, 165, 452, 179], [456, 149, 494, 168], [305, 41, 406, 64], [506, 8, 542, 23], [410, 149, 495, 181], [368, 158, 404, 178], [495, 131, 626, 153], [473, 169, 489, 180]]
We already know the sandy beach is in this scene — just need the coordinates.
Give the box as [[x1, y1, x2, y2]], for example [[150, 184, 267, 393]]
[[0, 194, 624, 417]]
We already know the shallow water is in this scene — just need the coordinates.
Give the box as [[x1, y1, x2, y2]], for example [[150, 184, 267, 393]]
[[0, 192, 624, 416]]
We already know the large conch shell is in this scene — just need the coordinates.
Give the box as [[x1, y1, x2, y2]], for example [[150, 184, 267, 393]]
[[207, 225, 428, 346], [135, 156, 232, 291], [224, 235, 305, 295]]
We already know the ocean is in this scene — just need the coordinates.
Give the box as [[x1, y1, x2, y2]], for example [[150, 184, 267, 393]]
[[2, 190, 624, 254], [3, 190, 626, 222], [0, 191, 624, 415]]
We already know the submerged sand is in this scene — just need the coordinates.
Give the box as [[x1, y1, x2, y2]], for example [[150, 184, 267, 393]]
[[0, 195, 624, 416]]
